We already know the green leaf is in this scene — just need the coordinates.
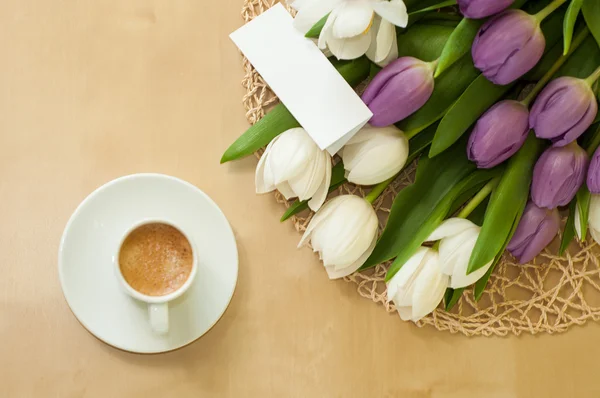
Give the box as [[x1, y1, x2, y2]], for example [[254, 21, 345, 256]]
[[385, 167, 501, 280], [467, 196, 491, 226], [398, 54, 480, 136], [522, 0, 554, 14], [524, 7, 573, 80], [280, 122, 436, 222], [418, 19, 463, 27], [429, 5, 564, 152], [221, 105, 299, 164], [576, 187, 592, 241], [434, 18, 482, 78], [362, 137, 477, 270], [418, 12, 463, 26], [563, 0, 583, 55], [582, 0, 600, 48], [582, 122, 600, 155], [280, 124, 438, 222], [448, 167, 502, 216], [556, 35, 600, 79], [220, 58, 370, 163], [406, 0, 455, 12], [280, 162, 346, 222], [444, 288, 454, 308], [448, 181, 487, 215], [513, 0, 533, 10], [525, 40, 563, 80], [407, 122, 438, 163], [305, 1, 462, 38], [404, 0, 421, 8], [409, 0, 457, 15], [431, 0, 533, 77], [560, 200, 577, 255], [429, 75, 513, 157], [305, 13, 329, 38], [369, 62, 382, 80], [397, 24, 455, 62], [280, 199, 309, 223], [474, 195, 527, 301], [540, 5, 570, 49], [444, 287, 464, 311], [468, 134, 544, 274]]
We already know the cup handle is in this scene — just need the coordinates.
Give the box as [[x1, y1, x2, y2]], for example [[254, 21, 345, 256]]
[[148, 303, 169, 334]]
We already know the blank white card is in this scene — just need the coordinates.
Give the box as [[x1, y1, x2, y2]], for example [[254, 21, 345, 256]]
[[230, 4, 373, 155]]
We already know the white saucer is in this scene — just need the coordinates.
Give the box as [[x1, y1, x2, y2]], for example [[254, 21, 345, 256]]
[[58, 174, 238, 354]]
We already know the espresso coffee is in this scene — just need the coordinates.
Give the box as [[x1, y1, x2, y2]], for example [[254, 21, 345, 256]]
[[119, 223, 194, 297]]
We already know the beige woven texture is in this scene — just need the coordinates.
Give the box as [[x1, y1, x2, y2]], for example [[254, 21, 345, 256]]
[[240, 0, 600, 336]]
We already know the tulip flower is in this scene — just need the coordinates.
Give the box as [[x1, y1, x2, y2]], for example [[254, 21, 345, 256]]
[[342, 125, 409, 185], [458, 0, 514, 19], [531, 143, 589, 209], [256, 128, 332, 211], [587, 147, 600, 194], [386, 247, 449, 322], [362, 57, 435, 126], [425, 218, 492, 288], [530, 77, 598, 147], [365, 16, 399, 67], [575, 194, 600, 244], [292, 0, 408, 64], [507, 201, 560, 263], [472, 10, 545, 85], [467, 100, 530, 168], [298, 195, 378, 279]]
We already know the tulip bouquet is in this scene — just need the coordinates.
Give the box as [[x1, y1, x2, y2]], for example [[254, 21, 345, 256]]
[[224, 0, 600, 324]]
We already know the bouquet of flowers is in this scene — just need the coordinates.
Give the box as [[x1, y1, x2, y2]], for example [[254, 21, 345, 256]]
[[223, 0, 600, 324]]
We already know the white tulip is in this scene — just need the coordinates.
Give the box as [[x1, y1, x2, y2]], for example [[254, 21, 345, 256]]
[[386, 247, 449, 321], [342, 124, 409, 185], [575, 194, 600, 243], [425, 218, 492, 289], [298, 195, 378, 279], [291, 0, 408, 66], [256, 128, 332, 212]]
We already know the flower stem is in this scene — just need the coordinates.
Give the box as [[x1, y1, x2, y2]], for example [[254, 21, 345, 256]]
[[365, 176, 395, 204], [534, 0, 567, 22], [405, 120, 435, 139], [586, 126, 600, 157], [521, 27, 589, 107], [404, 128, 420, 140], [457, 177, 501, 219], [428, 58, 440, 72], [404, 128, 419, 139], [584, 65, 600, 86]]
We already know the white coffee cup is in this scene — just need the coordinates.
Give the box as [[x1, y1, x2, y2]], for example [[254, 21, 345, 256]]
[[114, 218, 198, 334]]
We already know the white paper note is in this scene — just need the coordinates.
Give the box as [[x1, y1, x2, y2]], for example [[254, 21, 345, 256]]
[[230, 4, 372, 155]]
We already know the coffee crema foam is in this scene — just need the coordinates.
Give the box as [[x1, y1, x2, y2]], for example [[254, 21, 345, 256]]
[[119, 223, 193, 297]]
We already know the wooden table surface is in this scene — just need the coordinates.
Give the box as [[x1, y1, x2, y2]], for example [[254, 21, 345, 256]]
[[1, 1, 599, 397]]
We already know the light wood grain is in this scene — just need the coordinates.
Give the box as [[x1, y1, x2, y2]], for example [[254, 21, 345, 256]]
[[0, 1, 599, 397]]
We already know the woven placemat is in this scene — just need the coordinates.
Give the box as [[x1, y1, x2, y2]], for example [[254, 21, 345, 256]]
[[239, 0, 600, 336]]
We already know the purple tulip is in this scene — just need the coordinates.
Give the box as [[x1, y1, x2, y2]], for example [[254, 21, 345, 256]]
[[467, 100, 529, 168], [530, 77, 598, 147], [507, 201, 560, 264], [531, 143, 589, 209], [587, 147, 600, 193], [472, 10, 545, 85], [458, 0, 514, 19], [362, 57, 435, 127]]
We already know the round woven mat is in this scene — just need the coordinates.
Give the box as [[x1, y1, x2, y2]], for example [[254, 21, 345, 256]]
[[239, 0, 600, 336]]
